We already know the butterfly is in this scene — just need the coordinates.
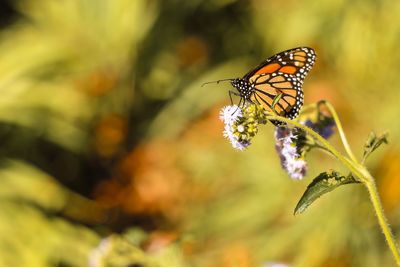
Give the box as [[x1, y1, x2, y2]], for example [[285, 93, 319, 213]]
[[204, 47, 316, 123]]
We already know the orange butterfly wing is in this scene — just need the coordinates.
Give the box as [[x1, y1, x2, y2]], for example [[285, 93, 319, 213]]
[[244, 47, 316, 118]]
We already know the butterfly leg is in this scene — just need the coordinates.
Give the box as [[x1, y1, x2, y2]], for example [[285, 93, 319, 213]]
[[229, 90, 241, 105], [228, 90, 243, 115]]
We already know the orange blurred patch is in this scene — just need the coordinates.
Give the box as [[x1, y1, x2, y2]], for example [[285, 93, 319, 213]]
[[76, 67, 118, 96], [93, 105, 229, 223], [318, 254, 350, 267], [94, 114, 127, 157], [305, 80, 355, 123], [181, 105, 223, 146], [94, 140, 187, 221], [142, 231, 179, 252], [376, 149, 400, 212], [218, 242, 253, 267], [177, 36, 209, 68], [306, 80, 342, 105]]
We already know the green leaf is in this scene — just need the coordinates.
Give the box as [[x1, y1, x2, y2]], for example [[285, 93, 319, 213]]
[[363, 132, 388, 162], [294, 170, 359, 215]]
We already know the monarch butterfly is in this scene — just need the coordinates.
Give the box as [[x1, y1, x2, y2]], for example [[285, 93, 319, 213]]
[[204, 47, 316, 123]]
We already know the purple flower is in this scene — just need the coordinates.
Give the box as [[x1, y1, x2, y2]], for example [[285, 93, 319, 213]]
[[304, 117, 335, 139], [275, 126, 308, 180], [285, 158, 307, 180]]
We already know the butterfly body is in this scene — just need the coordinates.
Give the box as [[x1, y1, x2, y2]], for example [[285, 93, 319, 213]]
[[230, 47, 316, 121]]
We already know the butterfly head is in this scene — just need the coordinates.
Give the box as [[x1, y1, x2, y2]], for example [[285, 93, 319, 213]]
[[231, 78, 252, 99]]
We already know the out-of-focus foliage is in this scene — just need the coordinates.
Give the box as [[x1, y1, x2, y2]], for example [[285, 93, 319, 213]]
[[0, 160, 99, 266], [1, 0, 400, 267]]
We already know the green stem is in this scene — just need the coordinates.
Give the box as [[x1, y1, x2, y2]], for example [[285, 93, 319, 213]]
[[267, 113, 400, 265], [363, 171, 400, 266], [319, 100, 359, 164], [299, 102, 318, 115]]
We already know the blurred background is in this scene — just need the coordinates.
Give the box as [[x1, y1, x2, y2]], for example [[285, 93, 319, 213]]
[[1, 0, 400, 266]]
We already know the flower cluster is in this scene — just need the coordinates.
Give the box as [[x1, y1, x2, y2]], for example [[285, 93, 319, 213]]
[[219, 103, 336, 181], [219, 104, 267, 150], [275, 126, 308, 180]]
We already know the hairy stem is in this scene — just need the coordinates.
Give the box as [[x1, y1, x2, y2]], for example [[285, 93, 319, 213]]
[[363, 171, 400, 266]]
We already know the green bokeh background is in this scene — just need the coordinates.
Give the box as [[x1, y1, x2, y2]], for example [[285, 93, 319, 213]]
[[1, 1, 400, 266]]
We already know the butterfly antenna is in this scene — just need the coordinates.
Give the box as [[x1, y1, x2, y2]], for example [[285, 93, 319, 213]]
[[201, 78, 234, 87]]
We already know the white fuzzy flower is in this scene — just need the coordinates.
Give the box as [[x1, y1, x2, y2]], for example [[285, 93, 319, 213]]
[[223, 124, 235, 140], [219, 105, 242, 125]]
